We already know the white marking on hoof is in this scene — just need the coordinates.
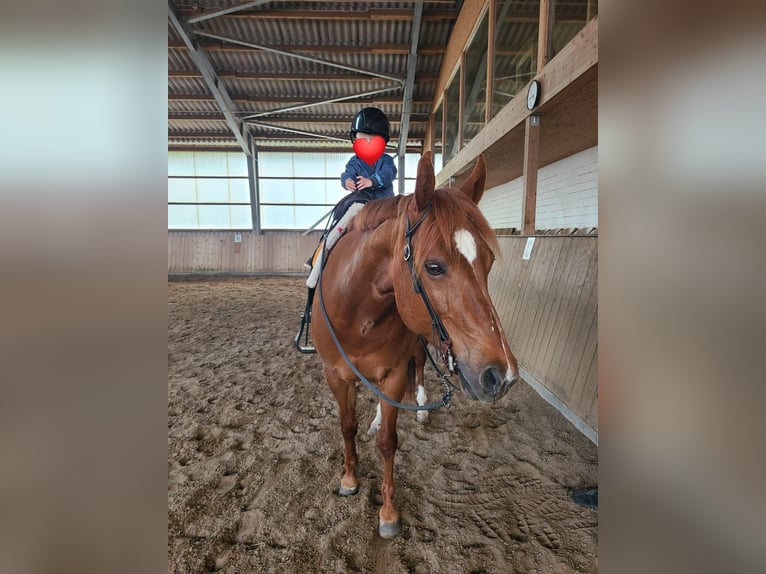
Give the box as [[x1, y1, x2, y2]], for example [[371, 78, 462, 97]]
[[378, 518, 402, 539], [454, 229, 477, 264], [367, 403, 382, 435]]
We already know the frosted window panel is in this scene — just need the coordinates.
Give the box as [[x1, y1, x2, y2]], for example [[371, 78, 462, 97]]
[[298, 153, 327, 177], [402, 179, 416, 196], [327, 184, 347, 204], [434, 152, 444, 173], [294, 179, 327, 204], [168, 152, 195, 176], [404, 153, 420, 177], [296, 205, 333, 229], [226, 152, 248, 177], [168, 204, 198, 228], [197, 178, 230, 202], [230, 205, 252, 228], [195, 152, 229, 176], [326, 153, 350, 175], [168, 178, 196, 202], [261, 205, 295, 229], [198, 205, 231, 228], [229, 179, 250, 203], [259, 152, 293, 177], [260, 179, 294, 203]]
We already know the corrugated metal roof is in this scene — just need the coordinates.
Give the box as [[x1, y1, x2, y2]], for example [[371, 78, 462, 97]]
[[169, 0, 456, 152], [168, 0, 594, 153]]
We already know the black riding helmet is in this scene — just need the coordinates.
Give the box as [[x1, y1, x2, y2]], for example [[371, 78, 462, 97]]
[[349, 107, 390, 143]]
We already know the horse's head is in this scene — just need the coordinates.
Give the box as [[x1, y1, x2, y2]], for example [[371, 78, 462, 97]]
[[393, 152, 519, 403]]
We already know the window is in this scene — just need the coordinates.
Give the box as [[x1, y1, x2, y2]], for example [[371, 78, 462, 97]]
[[463, 12, 489, 146], [258, 152, 350, 230], [551, 0, 598, 58], [492, 0, 540, 119], [444, 68, 461, 163], [257, 152, 421, 230], [168, 151, 421, 231], [168, 151, 252, 229], [432, 102, 444, 173]]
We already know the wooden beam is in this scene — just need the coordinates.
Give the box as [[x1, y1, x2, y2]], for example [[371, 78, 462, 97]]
[[169, 93, 431, 106], [521, 115, 540, 234], [169, 113, 429, 124], [168, 40, 445, 55], [179, 9, 458, 21], [486, 0, 496, 125], [538, 0, 551, 72], [169, 70, 438, 82]]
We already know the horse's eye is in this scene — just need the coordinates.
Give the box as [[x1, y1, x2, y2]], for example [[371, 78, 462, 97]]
[[424, 261, 444, 276]]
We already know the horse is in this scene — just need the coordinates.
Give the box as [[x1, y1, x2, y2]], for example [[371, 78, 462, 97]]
[[311, 151, 519, 538]]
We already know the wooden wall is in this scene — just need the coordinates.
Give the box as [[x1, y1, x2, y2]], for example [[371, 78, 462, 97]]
[[168, 231, 322, 274], [488, 236, 598, 431]]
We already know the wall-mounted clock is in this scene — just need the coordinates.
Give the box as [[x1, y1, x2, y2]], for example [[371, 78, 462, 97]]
[[527, 79, 540, 110]]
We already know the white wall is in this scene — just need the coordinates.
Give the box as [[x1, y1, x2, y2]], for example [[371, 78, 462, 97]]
[[480, 146, 598, 230]]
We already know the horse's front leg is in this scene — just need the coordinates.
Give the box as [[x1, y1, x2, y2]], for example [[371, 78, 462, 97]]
[[325, 366, 359, 496], [414, 345, 429, 424], [376, 369, 408, 538]]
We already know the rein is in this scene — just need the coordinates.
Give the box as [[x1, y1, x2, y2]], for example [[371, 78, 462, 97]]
[[316, 203, 458, 412]]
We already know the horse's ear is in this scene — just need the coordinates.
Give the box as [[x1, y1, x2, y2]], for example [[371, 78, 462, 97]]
[[414, 151, 435, 212], [460, 155, 487, 205]]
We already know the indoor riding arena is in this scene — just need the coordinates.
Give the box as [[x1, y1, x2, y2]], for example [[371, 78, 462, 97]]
[[168, 1, 599, 572]]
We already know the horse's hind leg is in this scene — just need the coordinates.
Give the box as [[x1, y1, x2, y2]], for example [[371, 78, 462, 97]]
[[376, 369, 408, 538], [325, 367, 359, 496]]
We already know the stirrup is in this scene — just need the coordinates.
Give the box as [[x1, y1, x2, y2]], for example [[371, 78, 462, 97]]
[[294, 288, 316, 354]]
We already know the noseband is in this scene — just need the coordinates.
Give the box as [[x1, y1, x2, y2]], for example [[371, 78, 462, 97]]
[[316, 202, 458, 411]]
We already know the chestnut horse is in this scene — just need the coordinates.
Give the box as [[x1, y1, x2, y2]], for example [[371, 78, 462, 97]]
[[311, 151, 519, 538]]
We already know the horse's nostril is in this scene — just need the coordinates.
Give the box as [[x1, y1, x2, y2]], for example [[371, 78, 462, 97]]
[[480, 367, 503, 393]]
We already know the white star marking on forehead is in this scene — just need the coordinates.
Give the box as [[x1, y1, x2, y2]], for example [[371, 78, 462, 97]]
[[454, 229, 477, 265]]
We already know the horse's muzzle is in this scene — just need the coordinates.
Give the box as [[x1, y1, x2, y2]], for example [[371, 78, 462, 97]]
[[458, 364, 517, 403]]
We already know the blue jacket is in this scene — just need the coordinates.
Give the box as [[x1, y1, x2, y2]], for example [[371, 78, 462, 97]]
[[340, 153, 397, 199]]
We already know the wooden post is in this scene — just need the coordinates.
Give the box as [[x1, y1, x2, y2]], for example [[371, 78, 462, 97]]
[[522, 114, 540, 235], [486, 0, 496, 124], [537, 0, 551, 73]]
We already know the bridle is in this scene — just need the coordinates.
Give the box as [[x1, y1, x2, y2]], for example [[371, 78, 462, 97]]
[[403, 204, 458, 375], [317, 202, 459, 412]]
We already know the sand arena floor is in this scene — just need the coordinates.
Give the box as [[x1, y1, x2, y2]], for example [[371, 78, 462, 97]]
[[168, 276, 598, 573]]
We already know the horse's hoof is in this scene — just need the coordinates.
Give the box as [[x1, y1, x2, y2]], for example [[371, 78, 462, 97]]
[[338, 484, 358, 497], [378, 518, 402, 539]]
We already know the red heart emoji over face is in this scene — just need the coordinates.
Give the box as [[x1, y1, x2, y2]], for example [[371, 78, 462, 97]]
[[353, 135, 386, 165]]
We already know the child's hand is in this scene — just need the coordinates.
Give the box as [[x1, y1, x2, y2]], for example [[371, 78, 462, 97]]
[[344, 179, 357, 192], [355, 176, 373, 190]]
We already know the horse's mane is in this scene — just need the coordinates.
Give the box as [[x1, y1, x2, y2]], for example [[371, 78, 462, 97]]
[[350, 189, 500, 268]]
